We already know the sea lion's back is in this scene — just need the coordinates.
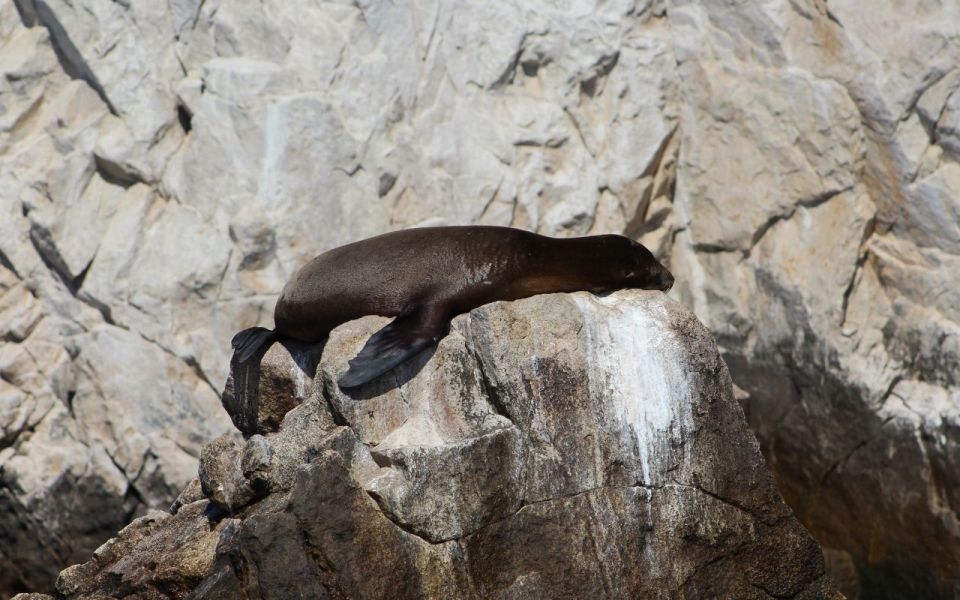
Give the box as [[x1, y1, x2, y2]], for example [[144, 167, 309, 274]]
[[274, 226, 536, 338]]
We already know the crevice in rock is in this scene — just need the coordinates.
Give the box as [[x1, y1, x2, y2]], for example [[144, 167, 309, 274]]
[[928, 87, 960, 149], [123, 477, 149, 522], [642, 123, 679, 180], [295, 512, 348, 599], [625, 125, 680, 239], [823, 5, 843, 28], [838, 256, 865, 329], [747, 184, 855, 256], [370, 483, 624, 547], [64, 389, 76, 418], [563, 106, 591, 156], [184, 355, 219, 398], [903, 68, 955, 130], [377, 172, 397, 198], [93, 154, 140, 189], [190, 0, 209, 30], [786, 0, 817, 21], [0, 371, 15, 387], [71, 258, 92, 294], [20, 0, 119, 115], [0, 249, 21, 279], [176, 103, 192, 134], [79, 291, 116, 327], [392, 370, 411, 410], [669, 482, 783, 527], [138, 331, 219, 398], [679, 550, 733, 593], [893, 392, 927, 423], [12, 0, 36, 25], [489, 33, 528, 90], [332, 163, 363, 178], [24, 214, 117, 327], [476, 177, 504, 221], [579, 51, 620, 99], [321, 384, 348, 428], [691, 241, 739, 254], [879, 374, 904, 408], [520, 58, 539, 77], [362, 489, 450, 546], [0, 420, 38, 453], [27, 222, 78, 294], [464, 330, 513, 425], [819, 415, 895, 485], [212, 248, 234, 304], [456, 483, 658, 543]]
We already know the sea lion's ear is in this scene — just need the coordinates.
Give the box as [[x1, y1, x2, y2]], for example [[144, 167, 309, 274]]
[[338, 308, 445, 388]]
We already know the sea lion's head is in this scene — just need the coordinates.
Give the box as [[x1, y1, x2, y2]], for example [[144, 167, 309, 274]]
[[610, 236, 674, 292]]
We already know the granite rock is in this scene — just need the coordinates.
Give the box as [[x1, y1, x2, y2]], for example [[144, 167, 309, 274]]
[[54, 291, 840, 599]]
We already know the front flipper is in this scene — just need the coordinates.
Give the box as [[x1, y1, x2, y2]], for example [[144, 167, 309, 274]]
[[338, 307, 447, 388]]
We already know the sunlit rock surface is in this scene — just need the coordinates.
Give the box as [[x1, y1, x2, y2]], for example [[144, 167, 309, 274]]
[[49, 291, 839, 599], [1, 0, 958, 597]]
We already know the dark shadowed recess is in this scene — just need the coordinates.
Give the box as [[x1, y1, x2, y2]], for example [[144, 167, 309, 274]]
[[726, 352, 958, 600]]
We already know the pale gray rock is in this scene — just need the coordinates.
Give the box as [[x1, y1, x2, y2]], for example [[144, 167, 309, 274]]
[[0, 0, 958, 597], [53, 291, 840, 599], [71, 324, 232, 506]]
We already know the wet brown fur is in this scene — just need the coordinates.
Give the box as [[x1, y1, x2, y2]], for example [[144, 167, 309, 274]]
[[273, 225, 673, 343]]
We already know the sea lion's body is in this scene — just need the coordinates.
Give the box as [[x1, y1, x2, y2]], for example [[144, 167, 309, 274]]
[[233, 226, 673, 388]]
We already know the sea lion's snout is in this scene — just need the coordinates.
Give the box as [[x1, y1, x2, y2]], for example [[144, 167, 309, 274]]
[[656, 268, 675, 292]]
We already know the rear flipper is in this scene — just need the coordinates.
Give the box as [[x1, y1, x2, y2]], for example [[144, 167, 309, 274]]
[[232, 327, 278, 364], [338, 306, 447, 388], [228, 327, 280, 432]]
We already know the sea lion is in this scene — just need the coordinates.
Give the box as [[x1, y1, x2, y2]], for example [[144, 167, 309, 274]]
[[231, 226, 674, 388]]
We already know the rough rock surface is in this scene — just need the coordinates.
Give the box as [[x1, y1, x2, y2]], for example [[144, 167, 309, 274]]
[[0, 0, 957, 598], [50, 291, 840, 599]]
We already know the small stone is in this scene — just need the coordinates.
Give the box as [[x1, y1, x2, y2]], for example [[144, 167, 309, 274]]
[[198, 433, 254, 513], [170, 477, 205, 514]]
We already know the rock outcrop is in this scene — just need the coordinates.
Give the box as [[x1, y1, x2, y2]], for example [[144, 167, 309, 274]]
[[1, 0, 958, 597], [44, 291, 838, 599]]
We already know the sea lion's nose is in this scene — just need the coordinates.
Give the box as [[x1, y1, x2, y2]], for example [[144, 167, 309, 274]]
[[659, 270, 674, 292]]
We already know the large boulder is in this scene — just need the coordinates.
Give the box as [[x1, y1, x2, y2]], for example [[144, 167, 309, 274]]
[[51, 291, 839, 599]]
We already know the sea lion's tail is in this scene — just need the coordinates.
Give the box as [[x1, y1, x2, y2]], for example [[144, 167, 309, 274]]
[[231, 327, 279, 364]]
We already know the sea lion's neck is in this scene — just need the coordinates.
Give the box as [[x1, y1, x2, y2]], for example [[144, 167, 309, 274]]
[[519, 235, 624, 295]]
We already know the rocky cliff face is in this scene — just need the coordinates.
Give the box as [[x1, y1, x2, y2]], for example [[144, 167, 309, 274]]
[[0, 0, 957, 598], [42, 291, 838, 599]]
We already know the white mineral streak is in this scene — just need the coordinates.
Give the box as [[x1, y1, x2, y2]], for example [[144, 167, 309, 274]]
[[574, 294, 692, 486], [374, 414, 448, 452]]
